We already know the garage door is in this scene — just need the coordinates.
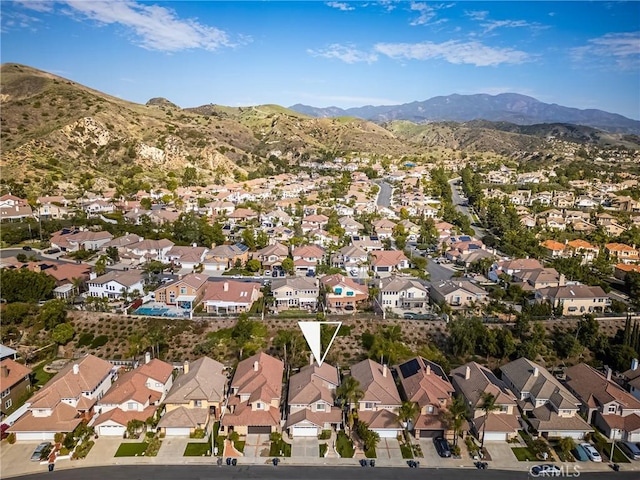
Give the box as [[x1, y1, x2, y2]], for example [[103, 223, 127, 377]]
[[482, 432, 507, 442], [165, 427, 191, 436], [374, 429, 399, 438], [292, 426, 318, 437], [16, 432, 55, 442], [248, 426, 272, 434], [419, 429, 444, 438], [98, 425, 126, 437]]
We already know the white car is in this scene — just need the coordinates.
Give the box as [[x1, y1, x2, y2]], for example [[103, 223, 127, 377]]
[[580, 443, 602, 462]]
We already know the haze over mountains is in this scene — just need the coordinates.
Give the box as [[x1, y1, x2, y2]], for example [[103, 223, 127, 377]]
[[290, 93, 640, 135]]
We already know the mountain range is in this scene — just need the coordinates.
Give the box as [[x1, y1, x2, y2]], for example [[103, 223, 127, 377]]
[[290, 93, 640, 135]]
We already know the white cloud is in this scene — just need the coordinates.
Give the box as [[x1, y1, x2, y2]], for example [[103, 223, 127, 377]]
[[14, 0, 54, 12], [465, 10, 488, 21], [308, 44, 378, 64], [374, 40, 529, 66], [572, 32, 640, 70], [481, 19, 535, 33], [19, 0, 240, 52], [325, 2, 355, 11], [408, 2, 453, 26]]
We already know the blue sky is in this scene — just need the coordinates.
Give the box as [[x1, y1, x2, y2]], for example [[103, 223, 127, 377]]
[[2, 1, 639, 119]]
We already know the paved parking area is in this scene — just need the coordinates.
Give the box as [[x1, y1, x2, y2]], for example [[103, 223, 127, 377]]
[[420, 438, 457, 467], [376, 438, 403, 460], [292, 437, 319, 458], [243, 434, 270, 458], [157, 436, 197, 461]]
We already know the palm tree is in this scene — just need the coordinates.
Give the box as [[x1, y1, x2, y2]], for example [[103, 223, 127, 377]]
[[397, 401, 419, 435], [336, 376, 364, 438], [479, 392, 498, 451], [443, 394, 468, 447]]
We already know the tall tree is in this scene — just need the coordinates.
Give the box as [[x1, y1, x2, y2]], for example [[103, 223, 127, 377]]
[[479, 392, 498, 451], [397, 401, 419, 433], [444, 394, 468, 447], [336, 376, 364, 438]]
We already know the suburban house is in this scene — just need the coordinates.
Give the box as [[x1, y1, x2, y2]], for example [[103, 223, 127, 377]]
[[271, 277, 319, 312], [200, 280, 262, 314], [539, 240, 566, 258], [285, 362, 342, 437], [158, 357, 227, 436], [605, 243, 639, 264], [50, 228, 114, 252], [339, 217, 364, 236], [488, 258, 544, 283], [372, 219, 397, 239], [349, 359, 403, 438], [0, 194, 33, 221], [165, 246, 208, 271], [511, 268, 566, 291], [450, 362, 520, 442], [8, 355, 115, 441], [564, 363, 640, 441], [221, 352, 284, 436], [370, 250, 410, 276], [254, 243, 289, 269], [292, 245, 325, 274], [0, 359, 32, 417], [94, 356, 174, 437], [500, 358, 591, 440], [395, 357, 454, 439], [378, 276, 429, 311], [622, 359, 640, 402], [154, 273, 209, 312], [351, 235, 384, 252], [566, 239, 600, 264], [121, 238, 175, 265], [534, 285, 610, 316], [86, 270, 145, 300], [321, 274, 369, 313], [614, 263, 640, 282], [330, 245, 368, 271], [205, 243, 250, 270], [429, 280, 489, 309]]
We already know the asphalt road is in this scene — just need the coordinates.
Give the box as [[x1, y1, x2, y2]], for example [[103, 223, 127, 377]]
[[449, 178, 487, 240], [375, 180, 393, 208], [13, 465, 629, 480]]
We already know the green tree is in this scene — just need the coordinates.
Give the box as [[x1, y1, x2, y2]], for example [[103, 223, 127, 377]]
[[94, 255, 107, 276], [479, 392, 498, 451], [51, 322, 75, 345], [282, 258, 294, 275], [559, 437, 576, 457], [336, 376, 364, 438], [0, 269, 55, 303], [38, 299, 68, 330], [211, 221, 226, 246], [242, 227, 257, 250], [397, 401, 419, 433], [245, 258, 261, 273], [444, 394, 468, 447], [182, 166, 198, 187]]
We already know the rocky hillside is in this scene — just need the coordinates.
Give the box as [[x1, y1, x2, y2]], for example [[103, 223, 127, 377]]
[[1, 63, 638, 196]]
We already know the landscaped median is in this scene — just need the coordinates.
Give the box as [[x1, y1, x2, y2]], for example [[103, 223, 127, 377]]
[[114, 433, 162, 458]]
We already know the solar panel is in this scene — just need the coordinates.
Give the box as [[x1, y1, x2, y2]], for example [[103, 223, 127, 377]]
[[460, 236, 471, 242], [353, 236, 360, 241], [370, 236, 379, 241], [399, 358, 421, 379]]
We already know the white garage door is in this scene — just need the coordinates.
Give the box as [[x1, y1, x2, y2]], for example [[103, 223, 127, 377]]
[[98, 425, 126, 437], [374, 429, 399, 438], [292, 426, 318, 437], [16, 432, 55, 442], [165, 427, 191, 436], [482, 432, 507, 442]]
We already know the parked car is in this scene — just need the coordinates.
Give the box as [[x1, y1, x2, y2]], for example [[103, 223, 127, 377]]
[[530, 464, 561, 476], [30, 442, 51, 462], [572, 443, 589, 462], [433, 437, 451, 458], [580, 443, 602, 462], [618, 441, 640, 460], [44, 248, 61, 254], [22, 245, 32, 251]]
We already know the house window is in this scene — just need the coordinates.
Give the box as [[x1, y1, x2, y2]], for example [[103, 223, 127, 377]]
[[1, 388, 9, 398], [128, 402, 136, 411], [365, 402, 374, 409], [256, 402, 263, 409], [194, 400, 202, 407], [180, 287, 187, 294], [316, 403, 326, 411], [501, 405, 509, 413], [608, 404, 617, 413], [5, 399, 12, 409], [427, 405, 434, 414]]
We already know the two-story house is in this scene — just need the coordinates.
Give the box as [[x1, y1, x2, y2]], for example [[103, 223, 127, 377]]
[[165, 245, 208, 272], [205, 243, 250, 271], [154, 273, 209, 312], [330, 245, 368, 272], [200, 280, 262, 314], [158, 357, 227, 436], [285, 362, 342, 437], [395, 357, 454, 439], [254, 243, 289, 269], [429, 280, 489, 309], [500, 358, 591, 440], [605, 243, 639, 265], [349, 359, 403, 438], [87, 270, 146, 300], [50, 229, 114, 253], [95, 356, 174, 436], [0, 359, 32, 418], [378, 276, 429, 311], [534, 285, 610, 316], [370, 250, 410, 276], [565, 363, 640, 441], [8, 355, 114, 441], [321, 274, 368, 313], [292, 245, 325, 275], [221, 352, 284, 436], [271, 277, 319, 312]]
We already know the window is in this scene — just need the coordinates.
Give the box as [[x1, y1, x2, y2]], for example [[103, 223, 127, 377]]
[[5, 399, 12, 409], [427, 405, 434, 414], [256, 402, 263, 409], [194, 400, 202, 407], [365, 402, 374, 409], [501, 405, 509, 413], [316, 403, 326, 411], [1, 388, 9, 398], [127, 402, 136, 411], [180, 287, 187, 294], [608, 404, 617, 413]]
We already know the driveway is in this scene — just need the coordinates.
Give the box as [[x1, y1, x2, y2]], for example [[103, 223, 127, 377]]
[[243, 434, 270, 458], [157, 436, 198, 461], [292, 437, 319, 458], [420, 438, 456, 467], [376, 438, 403, 460]]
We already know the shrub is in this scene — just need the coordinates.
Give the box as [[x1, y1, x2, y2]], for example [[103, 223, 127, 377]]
[[190, 428, 205, 439], [73, 439, 94, 459], [90, 335, 109, 349], [7, 432, 16, 444], [54, 432, 64, 443]]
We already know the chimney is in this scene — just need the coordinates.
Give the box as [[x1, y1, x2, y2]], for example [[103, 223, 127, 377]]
[[310, 353, 314, 366], [223, 282, 229, 292], [632, 358, 639, 372], [606, 367, 612, 382], [73, 364, 80, 375], [465, 366, 471, 380], [533, 367, 539, 377], [145, 352, 151, 364], [183, 360, 190, 374], [382, 364, 388, 378], [425, 364, 431, 375], [254, 361, 259, 372], [1, 365, 8, 377]]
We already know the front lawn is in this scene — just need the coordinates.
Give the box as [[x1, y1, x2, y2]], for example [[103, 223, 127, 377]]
[[319, 444, 328, 457], [400, 444, 414, 459], [336, 431, 354, 459], [184, 442, 211, 457], [269, 438, 291, 457], [114, 443, 148, 457], [512, 447, 538, 461]]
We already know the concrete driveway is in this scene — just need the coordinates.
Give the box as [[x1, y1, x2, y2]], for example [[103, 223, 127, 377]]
[[292, 437, 319, 458], [420, 438, 455, 467], [376, 438, 403, 460], [243, 434, 270, 458]]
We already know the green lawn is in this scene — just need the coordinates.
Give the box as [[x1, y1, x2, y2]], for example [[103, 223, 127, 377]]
[[336, 431, 354, 459], [184, 442, 211, 457], [234, 440, 245, 453], [319, 444, 328, 457], [400, 444, 414, 459], [114, 443, 148, 457], [32, 361, 55, 387], [269, 439, 291, 457], [512, 447, 538, 461]]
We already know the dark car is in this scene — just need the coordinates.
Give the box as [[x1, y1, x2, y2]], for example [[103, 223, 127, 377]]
[[44, 248, 61, 255], [618, 440, 640, 460], [530, 464, 561, 476], [30, 442, 51, 462], [22, 245, 32, 251], [433, 437, 451, 458]]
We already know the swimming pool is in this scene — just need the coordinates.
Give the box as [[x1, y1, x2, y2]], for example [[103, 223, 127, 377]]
[[134, 306, 186, 317]]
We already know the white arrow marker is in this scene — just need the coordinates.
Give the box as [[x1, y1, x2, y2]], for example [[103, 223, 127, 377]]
[[298, 321, 342, 367]]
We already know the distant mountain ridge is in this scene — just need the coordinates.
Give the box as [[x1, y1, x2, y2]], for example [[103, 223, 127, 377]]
[[290, 93, 640, 134]]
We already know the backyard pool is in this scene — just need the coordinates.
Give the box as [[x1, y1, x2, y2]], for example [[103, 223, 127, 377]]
[[134, 305, 186, 318]]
